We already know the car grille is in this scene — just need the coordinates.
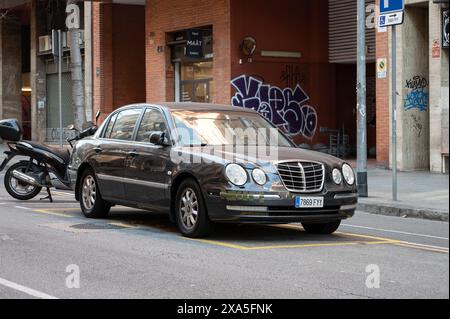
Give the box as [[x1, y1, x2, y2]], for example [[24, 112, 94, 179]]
[[276, 161, 325, 193]]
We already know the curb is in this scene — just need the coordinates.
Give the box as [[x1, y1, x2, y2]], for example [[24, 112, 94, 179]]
[[357, 203, 449, 222]]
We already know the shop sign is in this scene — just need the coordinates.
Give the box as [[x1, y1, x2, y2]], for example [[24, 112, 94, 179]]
[[185, 29, 204, 58]]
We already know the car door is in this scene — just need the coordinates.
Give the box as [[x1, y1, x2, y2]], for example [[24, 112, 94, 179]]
[[94, 108, 143, 201], [124, 107, 171, 209]]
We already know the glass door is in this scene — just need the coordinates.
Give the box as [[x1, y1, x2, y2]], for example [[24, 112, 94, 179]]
[[179, 61, 213, 103]]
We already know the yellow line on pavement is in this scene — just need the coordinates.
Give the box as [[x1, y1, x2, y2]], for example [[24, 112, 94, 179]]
[[392, 242, 449, 254], [108, 222, 138, 229], [184, 238, 250, 250], [185, 237, 399, 251], [34, 207, 80, 211], [33, 209, 74, 218]]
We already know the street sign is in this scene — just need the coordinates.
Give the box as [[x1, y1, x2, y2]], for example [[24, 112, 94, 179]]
[[379, 0, 404, 14], [378, 11, 404, 27]]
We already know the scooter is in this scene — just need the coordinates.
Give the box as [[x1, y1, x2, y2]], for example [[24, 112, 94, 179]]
[[0, 113, 100, 202]]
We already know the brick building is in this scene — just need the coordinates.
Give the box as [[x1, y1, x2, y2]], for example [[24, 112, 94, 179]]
[[93, 0, 378, 159], [1, 0, 448, 173]]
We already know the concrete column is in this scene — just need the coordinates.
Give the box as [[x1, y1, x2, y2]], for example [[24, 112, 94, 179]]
[[396, 3, 430, 171], [0, 17, 22, 122], [30, 0, 46, 142], [429, 1, 449, 173]]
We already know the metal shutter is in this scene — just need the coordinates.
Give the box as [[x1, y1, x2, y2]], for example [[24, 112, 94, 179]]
[[329, 0, 376, 64]]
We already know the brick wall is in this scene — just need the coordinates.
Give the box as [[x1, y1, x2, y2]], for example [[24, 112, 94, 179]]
[[92, 3, 145, 122], [145, 0, 231, 104], [375, 0, 390, 167]]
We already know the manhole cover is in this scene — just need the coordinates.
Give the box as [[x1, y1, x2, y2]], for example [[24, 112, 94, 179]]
[[70, 223, 125, 230]]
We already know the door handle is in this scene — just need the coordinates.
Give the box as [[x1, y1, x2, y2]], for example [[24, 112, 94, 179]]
[[127, 151, 139, 157], [94, 147, 102, 154]]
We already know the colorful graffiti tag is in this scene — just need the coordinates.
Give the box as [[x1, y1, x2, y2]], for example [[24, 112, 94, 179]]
[[403, 76, 429, 112], [230, 75, 318, 139]]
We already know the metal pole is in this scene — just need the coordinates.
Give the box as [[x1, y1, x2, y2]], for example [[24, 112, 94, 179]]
[[392, 25, 397, 201], [58, 30, 63, 148], [357, 0, 368, 197]]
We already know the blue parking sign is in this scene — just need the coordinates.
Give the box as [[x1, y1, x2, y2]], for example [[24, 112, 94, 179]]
[[379, 0, 404, 14]]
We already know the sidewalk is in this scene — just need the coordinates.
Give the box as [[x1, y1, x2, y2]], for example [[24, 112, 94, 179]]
[[356, 168, 449, 222]]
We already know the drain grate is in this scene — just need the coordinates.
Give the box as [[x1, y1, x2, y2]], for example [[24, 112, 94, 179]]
[[70, 223, 125, 230]]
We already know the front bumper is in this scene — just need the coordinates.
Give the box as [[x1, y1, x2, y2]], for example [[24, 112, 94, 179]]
[[205, 190, 358, 223]]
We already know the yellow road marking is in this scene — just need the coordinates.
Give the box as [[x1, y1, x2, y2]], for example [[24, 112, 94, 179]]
[[33, 209, 73, 218], [244, 240, 400, 251], [108, 222, 138, 229], [185, 237, 400, 251], [184, 238, 250, 250], [392, 242, 449, 254], [26, 210, 450, 254], [35, 207, 80, 212]]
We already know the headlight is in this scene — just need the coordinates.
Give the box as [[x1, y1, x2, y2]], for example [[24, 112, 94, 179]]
[[342, 164, 355, 185], [332, 168, 343, 184], [225, 164, 248, 186], [252, 168, 267, 185]]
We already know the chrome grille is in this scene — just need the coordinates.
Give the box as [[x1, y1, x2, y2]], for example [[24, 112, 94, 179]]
[[276, 161, 325, 193]]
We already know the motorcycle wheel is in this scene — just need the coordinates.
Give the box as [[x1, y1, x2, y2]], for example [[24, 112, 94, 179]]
[[4, 162, 42, 200]]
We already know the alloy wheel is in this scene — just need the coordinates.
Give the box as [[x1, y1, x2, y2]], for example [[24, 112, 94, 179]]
[[82, 175, 97, 210], [179, 188, 199, 229]]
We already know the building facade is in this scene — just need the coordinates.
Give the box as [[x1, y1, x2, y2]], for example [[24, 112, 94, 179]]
[[0, 0, 448, 173], [375, 0, 449, 172]]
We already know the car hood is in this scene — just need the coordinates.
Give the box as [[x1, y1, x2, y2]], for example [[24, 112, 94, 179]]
[[177, 146, 346, 170]]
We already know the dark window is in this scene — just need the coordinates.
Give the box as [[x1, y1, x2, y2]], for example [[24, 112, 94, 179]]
[[136, 109, 168, 143], [108, 109, 141, 141]]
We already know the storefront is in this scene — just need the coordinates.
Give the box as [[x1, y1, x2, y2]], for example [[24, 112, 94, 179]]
[[168, 27, 214, 103]]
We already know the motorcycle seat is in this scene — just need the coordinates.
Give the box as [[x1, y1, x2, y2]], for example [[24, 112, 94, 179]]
[[20, 141, 70, 163]]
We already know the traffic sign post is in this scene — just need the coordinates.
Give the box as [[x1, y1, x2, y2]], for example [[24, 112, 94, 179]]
[[378, 0, 404, 201]]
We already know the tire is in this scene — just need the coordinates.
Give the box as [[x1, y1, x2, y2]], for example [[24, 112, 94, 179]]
[[4, 162, 42, 200], [301, 220, 341, 234], [79, 168, 111, 218], [175, 178, 214, 238]]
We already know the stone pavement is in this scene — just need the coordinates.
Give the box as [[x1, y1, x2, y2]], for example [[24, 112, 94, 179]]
[[356, 168, 449, 222]]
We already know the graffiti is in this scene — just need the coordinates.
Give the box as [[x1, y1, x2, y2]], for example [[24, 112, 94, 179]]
[[410, 114, 423, 138], [280, 65, 304, 89], [231, 75, 317, 139], [403, 76, 429, 112]]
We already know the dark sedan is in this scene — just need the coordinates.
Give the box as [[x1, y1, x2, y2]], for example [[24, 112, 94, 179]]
[[69, 103, 358, 238]]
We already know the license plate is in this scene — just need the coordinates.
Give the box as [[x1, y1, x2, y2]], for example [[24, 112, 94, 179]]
[[295, 196, 324, 208]]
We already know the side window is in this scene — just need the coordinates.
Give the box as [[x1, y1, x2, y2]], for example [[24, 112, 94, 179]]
[[108, 109, 142, 141], [136, 109, 168, 143], [103, 113, 118, 139]]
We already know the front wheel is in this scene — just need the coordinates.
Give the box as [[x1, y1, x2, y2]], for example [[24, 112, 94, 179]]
[[175, 178, 214, 238], [79, 168, 111, 218], [301, 220, 341, 234], [4, 162, 42, 200]]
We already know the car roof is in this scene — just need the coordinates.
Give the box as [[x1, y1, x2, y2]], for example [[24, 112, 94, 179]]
[[114, 102, 257, 114]]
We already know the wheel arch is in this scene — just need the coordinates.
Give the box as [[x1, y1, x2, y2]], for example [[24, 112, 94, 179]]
[[169, 172, 202, 223], [74, 162, 94, 201]]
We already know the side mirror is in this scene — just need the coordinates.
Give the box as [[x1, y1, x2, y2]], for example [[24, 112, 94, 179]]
[[150, 132, 170, 146]]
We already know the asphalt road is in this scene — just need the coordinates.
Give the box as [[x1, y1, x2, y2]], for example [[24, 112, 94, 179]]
[[0, 176, 448, 299]]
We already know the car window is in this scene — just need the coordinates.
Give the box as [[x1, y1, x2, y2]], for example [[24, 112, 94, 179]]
[[136, 108, 168, 143], [108, 109, 141, 141], [103, 113, 118, 139]]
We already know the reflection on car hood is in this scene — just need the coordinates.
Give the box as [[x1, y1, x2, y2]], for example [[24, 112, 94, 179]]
[[178, 146, 345, 169]]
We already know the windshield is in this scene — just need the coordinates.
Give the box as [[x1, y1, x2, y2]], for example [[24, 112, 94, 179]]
[[171, 110, 293, 147]]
